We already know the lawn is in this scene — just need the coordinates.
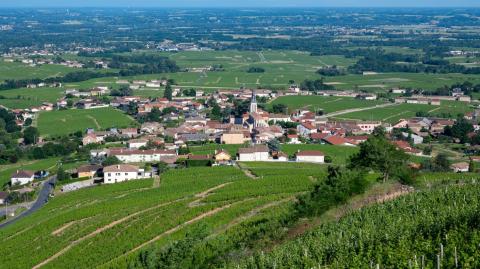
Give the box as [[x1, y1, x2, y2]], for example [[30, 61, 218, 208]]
[[37, 107, 136, 137], [269, 95, 386, 113]]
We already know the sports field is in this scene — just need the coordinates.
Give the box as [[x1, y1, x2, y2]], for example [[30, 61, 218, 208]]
[[37, 107, 136, 137]]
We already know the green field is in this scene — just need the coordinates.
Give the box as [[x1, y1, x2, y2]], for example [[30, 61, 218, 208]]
[[0, 165, 319, 268], [0, 158, 60, 187], [0, 87, 65, 109], [37, 107, 136, 137], [0, 60, 77, 81], [269, 95, 386, 113], [334, 101, 474, 123]]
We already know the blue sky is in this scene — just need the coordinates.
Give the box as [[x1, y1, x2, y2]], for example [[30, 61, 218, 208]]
[[3, 0, 480, 7]]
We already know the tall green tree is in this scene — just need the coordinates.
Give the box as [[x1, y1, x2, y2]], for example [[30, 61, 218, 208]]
[[23, 126, 39, 145], [164, 83, 173, 101], [349, 127, 409, 182]]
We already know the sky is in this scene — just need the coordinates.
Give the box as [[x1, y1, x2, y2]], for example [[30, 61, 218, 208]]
[[2, 0, 480, 7]]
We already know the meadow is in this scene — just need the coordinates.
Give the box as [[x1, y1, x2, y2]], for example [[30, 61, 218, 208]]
[[0, 60, 77, 81], [0, 158, 60, 188], [334, 101, 474, 123], [37, 107, 136, 137], [0, 87, 65, 109], [269, 95, 386, 113], [0, 165, 320, 268]]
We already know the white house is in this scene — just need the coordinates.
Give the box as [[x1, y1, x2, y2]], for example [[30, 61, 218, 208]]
[[128, 139, 149, 149], [11, 170, 35, 185], [237, 145, 269, 162], [103, 164, 148, 184], [109, 148, 177, 163], [297, 123, 317, 137], [451, 162, 469, 173], [295, 151, 325, 163]]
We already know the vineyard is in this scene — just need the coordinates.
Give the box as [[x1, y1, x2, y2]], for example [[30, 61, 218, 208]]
[[232, 183, 480, 269], [0, 164, 322, 268]]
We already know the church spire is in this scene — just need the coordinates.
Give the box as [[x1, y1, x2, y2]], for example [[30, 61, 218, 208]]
[[250, 90, 257, 113]]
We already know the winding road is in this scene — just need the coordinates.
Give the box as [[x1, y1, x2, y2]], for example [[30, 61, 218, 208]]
[[0, 176, 56, 229]]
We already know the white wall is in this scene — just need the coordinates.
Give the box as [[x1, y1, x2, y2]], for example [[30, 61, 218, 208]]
[[11, 176, 34, 186], [238, 152, 269, 162], [296, 155, 325, 163], [104, 171, 139, 184]]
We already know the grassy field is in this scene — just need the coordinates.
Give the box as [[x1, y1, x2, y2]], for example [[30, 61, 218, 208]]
[[0, 87, 65, 109], [0, 158, 60, 188], [0, 60, 77, 81], [269, 95, 386, 113], [334, 101, 474, 123], [0, 165, 320, 268], [37, 108, 136, 137]]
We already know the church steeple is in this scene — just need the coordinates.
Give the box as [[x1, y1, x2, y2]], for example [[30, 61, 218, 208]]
[[250, 90, 257, 113]]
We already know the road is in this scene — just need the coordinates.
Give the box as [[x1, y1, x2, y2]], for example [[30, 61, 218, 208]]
[[0, 176, 56, 229]]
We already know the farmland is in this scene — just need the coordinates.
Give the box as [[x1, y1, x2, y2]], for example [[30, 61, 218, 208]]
[[234, 184, 480, 268], [0, 87, 65, 109], [334, 101, 474, 123], [0, 165, 318, 268], [0, 61, 77, 81], [36, 108, 136, 137], [269, 95, 386, 113]]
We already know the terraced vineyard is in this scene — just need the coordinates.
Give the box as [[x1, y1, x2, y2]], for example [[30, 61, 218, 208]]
[[0, 164, 323, 268], [233, 183, 480, 268]]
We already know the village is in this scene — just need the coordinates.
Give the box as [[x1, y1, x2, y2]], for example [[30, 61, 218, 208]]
[[3, 77, 480, 196]]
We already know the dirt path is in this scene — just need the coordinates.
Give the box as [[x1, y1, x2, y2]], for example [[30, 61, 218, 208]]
[[382, 110, 411, 121], [188, 183, 232, 207], [86, 115, 101, 129], [152, 176, 161, 188], [236, 163, 258, 179]]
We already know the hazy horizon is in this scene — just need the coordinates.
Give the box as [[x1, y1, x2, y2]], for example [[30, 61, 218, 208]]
[[2, 0, 480, 8]]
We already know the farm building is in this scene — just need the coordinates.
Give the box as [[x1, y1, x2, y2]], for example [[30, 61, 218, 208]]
[[103, 164, 149, 184], [76, 164, 102, 179], [238, 145, 269, 162]]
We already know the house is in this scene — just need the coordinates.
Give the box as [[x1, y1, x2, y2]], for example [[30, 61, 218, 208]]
[[128, 139, 148, 149], [323, 135, 356, 146], [109, 148, 177, 163], [82, 133, 100, 145], [120, 128, 139, 138], [276, 152, 289, 162], [140, 122, 164, 134], [356, 121, 381, 134], [287, 134, 300, 144], [295, 150, 325, 163], [451, 162, 469, 173], [0, 192, 7, 204], [11, 170, 35, 185], [392, 140, 422, 156], [402, 132, 424, 145], [237, 145, 270, 162], [214, 149, 232, 165], [297, 122, 317, 137], [103, 164, 147, 184], [77, 164, 102, 178], [221, 131, 249, 144]]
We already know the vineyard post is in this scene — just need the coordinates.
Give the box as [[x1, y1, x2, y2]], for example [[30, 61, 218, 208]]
[[376, 263, 379, 269], [454, 247, 458, 268], [421, 255, 425, 269], [440, 243, 444, 259], [437, 254, 440, 269]]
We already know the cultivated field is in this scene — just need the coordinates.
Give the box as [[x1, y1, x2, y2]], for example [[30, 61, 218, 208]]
[[0, 165, 320, 268], [0, 87, 65, 109], [37, 108, 136, 137], [0, 60, 76, 81], [269, 95, 386, 113]]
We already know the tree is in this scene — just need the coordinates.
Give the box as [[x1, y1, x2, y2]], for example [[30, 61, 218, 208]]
[[445, 117, 474, 143], [267, 138, 281, 152], [57, 166, 71, 181], [349, 127, 409, 182], [102, 156, 121, 166], [209, 104, 222, 121], [24, 118, 32, 126], [272, 104, 288, 114], [164, 83, 173, 101], [23, 126, 39, 145]]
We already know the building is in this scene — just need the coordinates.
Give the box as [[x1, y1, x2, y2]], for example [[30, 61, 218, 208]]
[[237, 145, 269, 162], [109, 148, 177, 163], [214, 149, 232, 164], [103, 164, 146, 184], [221, 131, 249, 144], [323, 135, 356, 146], [11, 170, 35, 185], [295, 151, 325, 163], [76, 164, 102, 179], [451, 162, 469, 173], [297, 122, 317, 137], [0, 192, 7, 204], [128, 139, 149, 149]]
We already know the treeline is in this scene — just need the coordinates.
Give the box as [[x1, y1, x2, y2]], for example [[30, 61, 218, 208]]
[[300, 79, 335, 91]]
